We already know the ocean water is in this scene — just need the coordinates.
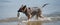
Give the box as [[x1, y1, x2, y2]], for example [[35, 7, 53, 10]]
[[0, 21, 60, 25], [0, 0, 60, 25], [0, 17, 60, 25]]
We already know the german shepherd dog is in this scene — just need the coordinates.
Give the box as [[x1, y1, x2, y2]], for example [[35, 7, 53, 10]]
[[17, 4, 48, 20]]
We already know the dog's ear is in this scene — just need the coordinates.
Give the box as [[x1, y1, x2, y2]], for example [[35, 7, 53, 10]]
[[18, 5, 24, 12], [22, 5, 26, 10], [18, 5, 26, 12]]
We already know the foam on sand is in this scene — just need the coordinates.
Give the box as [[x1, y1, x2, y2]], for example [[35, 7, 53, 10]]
[[22, 17, 52, 25], [22, 17, 52, 23]]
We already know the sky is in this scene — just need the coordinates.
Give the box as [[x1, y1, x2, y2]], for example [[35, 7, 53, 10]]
[[0, 0, 60, 19]]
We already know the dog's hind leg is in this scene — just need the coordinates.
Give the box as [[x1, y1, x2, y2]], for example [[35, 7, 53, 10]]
[[36, 12, 43, 19], [37, 9, 44, 19], [38, 12, 44, 18]]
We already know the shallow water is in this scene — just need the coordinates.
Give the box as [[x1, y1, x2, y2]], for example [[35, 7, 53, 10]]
[[0, 21, 60, 25], [0, 0, 60, 25]]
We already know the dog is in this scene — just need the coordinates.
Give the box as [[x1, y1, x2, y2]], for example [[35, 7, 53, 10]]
[[17, 4, 48, 20]]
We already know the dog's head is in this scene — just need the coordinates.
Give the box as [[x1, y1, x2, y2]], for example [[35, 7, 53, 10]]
[[18, 5, 27, 12]]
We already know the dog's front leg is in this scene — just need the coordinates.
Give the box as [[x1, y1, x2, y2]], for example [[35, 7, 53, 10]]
[[27, 13, 32, 20]]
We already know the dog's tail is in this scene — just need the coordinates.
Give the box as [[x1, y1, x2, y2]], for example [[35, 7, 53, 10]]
[[42, 3, 49, 8]]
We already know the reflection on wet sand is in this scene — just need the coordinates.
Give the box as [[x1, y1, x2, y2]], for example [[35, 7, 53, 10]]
[[27, 21, 42, 25]]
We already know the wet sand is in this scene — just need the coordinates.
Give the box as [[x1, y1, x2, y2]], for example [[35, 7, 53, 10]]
[[0, 17, 60, 25], [0, 17, 18, 23]]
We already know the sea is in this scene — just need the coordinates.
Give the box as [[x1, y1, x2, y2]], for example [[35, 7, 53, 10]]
[[0, 0, 60, 25]]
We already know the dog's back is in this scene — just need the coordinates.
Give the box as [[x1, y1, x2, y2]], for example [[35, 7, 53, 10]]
[[26, 7, 42, 17]]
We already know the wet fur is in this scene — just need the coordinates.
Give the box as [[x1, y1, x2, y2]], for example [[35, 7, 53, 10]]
[[18, 4, 48, 20], [18, 5, 43, 20]]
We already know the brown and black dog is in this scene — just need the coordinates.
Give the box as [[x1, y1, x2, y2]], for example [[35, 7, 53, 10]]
[[17, 4, 48, 20]]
